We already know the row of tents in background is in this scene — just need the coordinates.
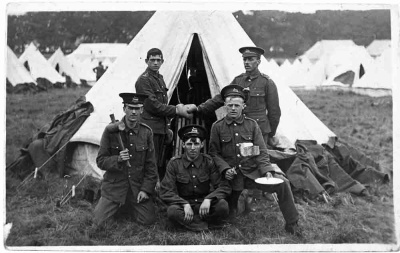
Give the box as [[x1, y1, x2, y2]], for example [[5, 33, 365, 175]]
[[272, 39, 392, 97], [7, 38, 391, 97], [6, 42, 128, 93]]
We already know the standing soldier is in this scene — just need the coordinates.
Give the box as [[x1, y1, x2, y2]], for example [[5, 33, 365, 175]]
[[135, 48, 194, 189], [160, 125, 231, 231], [93, 61, 107, 81], [187, 46, 281, 147], [94, 93, 158, 226]]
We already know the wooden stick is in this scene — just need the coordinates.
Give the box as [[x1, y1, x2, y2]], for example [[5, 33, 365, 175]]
[[109, 114, 131, 167]]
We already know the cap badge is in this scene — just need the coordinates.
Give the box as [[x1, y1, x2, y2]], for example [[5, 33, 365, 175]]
[[189, 127, 198, 134], [131, 97, 139, 103], [233, 88, 238, 92], [244, 49, 251, 53]]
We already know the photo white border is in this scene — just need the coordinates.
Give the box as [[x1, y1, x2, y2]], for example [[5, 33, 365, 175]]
[[1, 0, 399, 252]]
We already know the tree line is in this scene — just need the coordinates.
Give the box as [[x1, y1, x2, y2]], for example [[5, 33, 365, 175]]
[[7, 10, 391, 58]]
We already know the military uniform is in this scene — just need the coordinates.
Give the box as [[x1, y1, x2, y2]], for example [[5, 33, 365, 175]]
[[160, 125, 231, 231], [208, 85, 298, 225], [94, 94, 158, 226], [135, 67, 175, 180], [197, 47, 281, 145], [197, 71, 280, 143]]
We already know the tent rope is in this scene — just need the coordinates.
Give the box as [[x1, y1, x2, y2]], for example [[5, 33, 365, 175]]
[[17, 140, 70, 190]]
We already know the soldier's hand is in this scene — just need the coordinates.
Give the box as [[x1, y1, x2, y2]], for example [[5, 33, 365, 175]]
[[176, 104, 193, 119], [265, 172, 273, 178], [154, 180, 161, 192], [199, 199, 211, 219], [137, 191, 149, 203], [183, 204, 194, 223], [225, 168, 236, 180], [118, 149, 130, 162], [267, 136, 279, 147], [165, 129, 174, 145], [186, 104, 198, 113]]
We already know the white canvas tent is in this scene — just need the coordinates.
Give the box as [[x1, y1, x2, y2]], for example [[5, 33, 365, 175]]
[[67, 56, 98, 84], [68, 43, 128, 62], [302, 40, 357, 64], [321, 45, 374, 88], [7, 46, 36, 87], [48, 48, 81, 85], [18, 43, 65, 84], [263, 59, 282, 85], [66, 11, 336, 179], [366, 39, 391, 58], [287, 58, 324, 89], [352, 47, 392, 97]]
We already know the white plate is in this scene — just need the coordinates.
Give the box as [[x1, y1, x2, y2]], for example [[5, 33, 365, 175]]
[[255, 177, 284, 185]]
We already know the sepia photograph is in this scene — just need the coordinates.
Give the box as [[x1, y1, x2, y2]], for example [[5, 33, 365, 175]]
[[3, 0, 399, 251]]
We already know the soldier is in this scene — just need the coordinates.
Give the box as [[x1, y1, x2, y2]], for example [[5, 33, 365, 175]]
[[187, 46, 281, 147], [160, 125, 231, 232], [94, 93, 158, 226], [135, 48, 194, 189], [187, 46, 283, 210], [92, 61, 107, 81], [208, 85, 302, 236]]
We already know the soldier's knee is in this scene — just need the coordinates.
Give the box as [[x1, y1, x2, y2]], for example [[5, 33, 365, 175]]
[[214, 199, 229, 217], [167, 205, 181, 220]]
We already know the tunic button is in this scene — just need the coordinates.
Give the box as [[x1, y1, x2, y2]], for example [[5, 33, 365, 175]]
[[238, 164, 242, 167], [194, 186, 197, 188], [234, 123, 237, 126], [195, 199, 197, 202], [235, 133, 238, 136], [130, 132, 133, 135], [130, 144, 133, 146], [237, 154, 240, 157], [193, 176, 195, 178], [130, 155, 132, 157], [236, 144, 239, 147]]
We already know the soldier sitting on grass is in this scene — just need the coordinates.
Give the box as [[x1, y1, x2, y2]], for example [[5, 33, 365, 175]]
[[160, 124, 231, 232]]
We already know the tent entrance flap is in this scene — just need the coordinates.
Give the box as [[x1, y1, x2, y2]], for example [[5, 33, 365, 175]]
[[169, 33, 214, 107], [167, 33, 217, 160], [166, 34, 194, 104]]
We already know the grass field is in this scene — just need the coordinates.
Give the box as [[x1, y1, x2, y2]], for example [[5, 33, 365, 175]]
[[4, 87, 396, 249]]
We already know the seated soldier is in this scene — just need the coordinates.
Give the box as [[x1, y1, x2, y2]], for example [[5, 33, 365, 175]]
[[160, 125, 231, 232], [208, 84, 302, 236], [94, 93, 158, 227]]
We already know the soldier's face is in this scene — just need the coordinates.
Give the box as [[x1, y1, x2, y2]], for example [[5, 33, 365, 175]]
[[183, 137, 203, 161], [243, 56, 260, 73], [145, 55, 164, 72], [124, 105, 143, 123], [225, 97, 245, 120]]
